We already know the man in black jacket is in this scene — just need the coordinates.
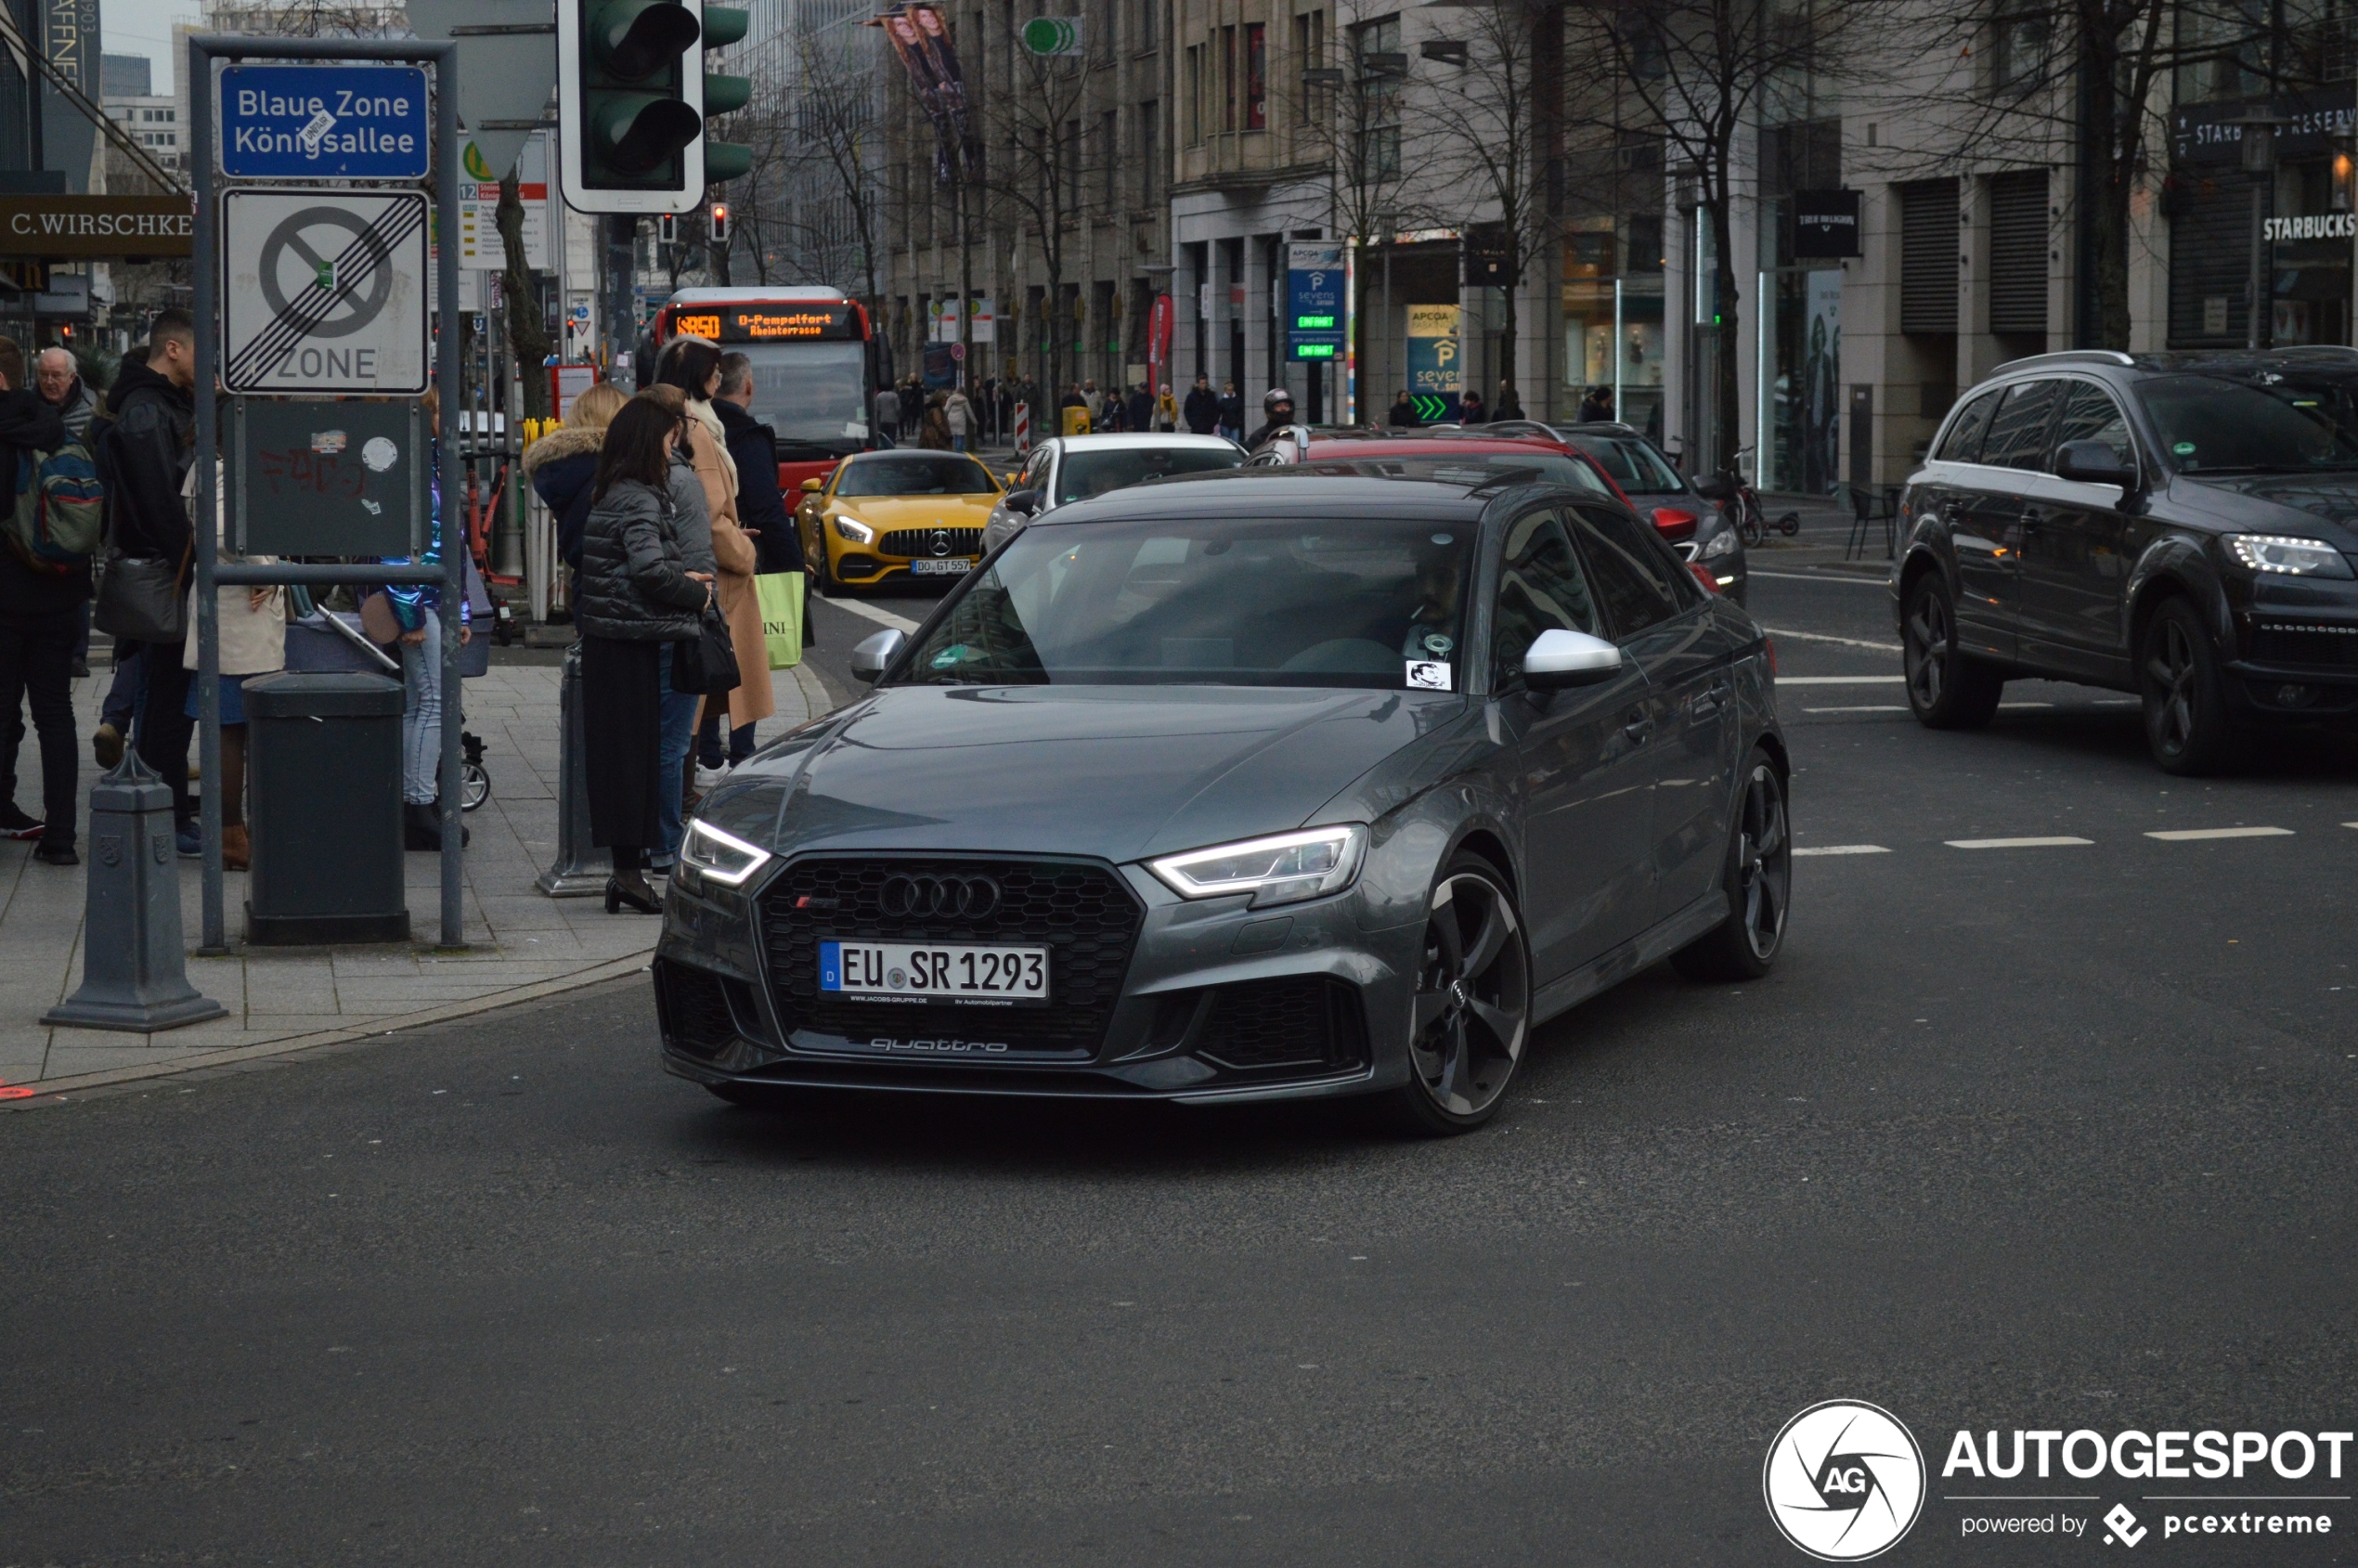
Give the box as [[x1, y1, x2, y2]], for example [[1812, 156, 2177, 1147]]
[[96, 309, 200, 850], [1182, 375, 1218, 434], [1242, 386, 1296, 453], [0, 337, 79, 862]]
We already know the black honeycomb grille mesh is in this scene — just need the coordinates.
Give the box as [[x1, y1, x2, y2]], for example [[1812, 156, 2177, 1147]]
[[758, 858, 1145, 1055], [657, 961, 737, 1060], [880, 527, 985, 558], [2251, 623, 2358, 668], [1196, 977, 1366, 1072]]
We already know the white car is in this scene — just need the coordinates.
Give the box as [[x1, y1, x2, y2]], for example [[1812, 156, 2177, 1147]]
[[980, 433, 1246, 551]]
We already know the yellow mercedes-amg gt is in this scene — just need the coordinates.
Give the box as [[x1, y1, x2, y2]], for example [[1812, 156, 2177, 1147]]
[[796, 449, 1007, 592]]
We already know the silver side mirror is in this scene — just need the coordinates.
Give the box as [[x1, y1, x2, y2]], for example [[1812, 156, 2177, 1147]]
[[1523, 628, 1623, 690], [850, 628, 906, 684]]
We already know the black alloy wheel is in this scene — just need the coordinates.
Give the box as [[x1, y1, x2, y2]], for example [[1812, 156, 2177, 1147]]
[[1672, 750, 1792, 982], [2140, 596, 2235, 775], [1390, 856, 1532, 1135], [1902, 574, 2003, 729]]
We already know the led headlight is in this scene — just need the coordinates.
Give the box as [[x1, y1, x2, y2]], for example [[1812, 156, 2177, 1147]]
[[1147, 824, 1368, 908], [2225, 534, 2353, 577], [833, 515, 875, 545], [1701, 527, 1740, 560], [680, 819, 774, 888]]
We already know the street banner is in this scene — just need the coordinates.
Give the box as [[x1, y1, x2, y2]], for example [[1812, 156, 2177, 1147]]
[[1147, 293, 1173, 395], [1406, 303, 1460, 422], [881, 5, 975, 183]]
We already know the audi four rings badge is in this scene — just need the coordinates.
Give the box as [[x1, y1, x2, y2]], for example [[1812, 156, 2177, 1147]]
[[877, 875, 1003, 920]]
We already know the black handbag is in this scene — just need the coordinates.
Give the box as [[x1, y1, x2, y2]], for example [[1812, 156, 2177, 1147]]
[[93, 547, 188, 644], [671, 602, 742, 696]]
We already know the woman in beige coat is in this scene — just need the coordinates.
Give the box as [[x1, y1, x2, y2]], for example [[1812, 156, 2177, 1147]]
[[653, 341, 772, 753], [181, 461, 285, 871]]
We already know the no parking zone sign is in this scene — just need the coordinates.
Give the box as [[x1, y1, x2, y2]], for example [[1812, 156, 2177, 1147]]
[[220, 188, 431, 395]]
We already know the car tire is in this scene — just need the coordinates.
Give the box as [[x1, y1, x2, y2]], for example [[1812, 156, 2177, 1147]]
[[1383, 854, 1532, 1136], [1902, 573, 2003, 729], [1671, 749, 1792, 982], [2140, 596, 2238, 775]]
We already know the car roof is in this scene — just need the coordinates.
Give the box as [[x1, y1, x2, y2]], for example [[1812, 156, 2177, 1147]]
[[1050, 434, 1245, 452], [1029, 469, 1513, 525], [1308, 434, 1576, 459]]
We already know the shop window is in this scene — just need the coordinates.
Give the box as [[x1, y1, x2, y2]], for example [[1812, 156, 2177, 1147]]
[[1565, 230, 1615, 279]]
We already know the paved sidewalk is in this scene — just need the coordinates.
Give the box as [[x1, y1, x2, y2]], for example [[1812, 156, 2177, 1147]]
[[0, 647, 836, 1092]]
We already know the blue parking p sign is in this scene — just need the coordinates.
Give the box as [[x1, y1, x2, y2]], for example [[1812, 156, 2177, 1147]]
[[218, 64, 432, 180]]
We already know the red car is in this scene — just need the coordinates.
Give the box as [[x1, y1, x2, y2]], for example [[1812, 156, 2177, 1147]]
[[1244, 426, 1726, 593]]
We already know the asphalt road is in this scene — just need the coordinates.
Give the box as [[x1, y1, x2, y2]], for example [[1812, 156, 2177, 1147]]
[[6, 547, 2357, 1566]]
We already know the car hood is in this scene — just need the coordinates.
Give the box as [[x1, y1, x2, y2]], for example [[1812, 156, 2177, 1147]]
[[2170, 473, 2358, 549], [708, 684, 1467, 864], [828, 495, 997, 526]]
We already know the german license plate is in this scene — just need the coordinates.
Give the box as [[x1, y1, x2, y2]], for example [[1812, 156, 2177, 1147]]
[[820, 940, 1048, 1004], [907, 557, 974, 576]]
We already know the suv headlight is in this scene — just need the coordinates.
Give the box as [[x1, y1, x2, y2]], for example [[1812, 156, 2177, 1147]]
[[1701, 527, 1739, 560], [680, 819, 774, 887], [1147, 824, 1368, 908], [2225, 533, 2353, 577], [833, 515, 875, 545]]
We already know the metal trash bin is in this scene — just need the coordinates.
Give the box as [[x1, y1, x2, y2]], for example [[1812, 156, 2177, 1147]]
[[244, 671, 409, 945]]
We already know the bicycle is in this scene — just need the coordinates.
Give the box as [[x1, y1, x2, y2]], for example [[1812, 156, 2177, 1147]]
[[1702, 447, 1801, 547]]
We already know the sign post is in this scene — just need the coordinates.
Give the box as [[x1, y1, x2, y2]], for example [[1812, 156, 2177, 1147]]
[[192, 35, 466, 951]]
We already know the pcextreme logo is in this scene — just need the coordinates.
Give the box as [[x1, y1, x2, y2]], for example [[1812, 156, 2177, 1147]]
[[1764, 1400, 1928, 1561]]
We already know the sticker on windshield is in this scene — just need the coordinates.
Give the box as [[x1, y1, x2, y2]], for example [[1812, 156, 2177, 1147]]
[[930, 644, 973, 669], [1406, 659, 1453, 692], [2173, 441, 2196, 455]]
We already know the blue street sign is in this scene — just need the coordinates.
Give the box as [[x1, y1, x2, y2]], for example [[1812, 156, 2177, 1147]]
[[1287, 241, 1344, 362], [219, 64, 432, 180]]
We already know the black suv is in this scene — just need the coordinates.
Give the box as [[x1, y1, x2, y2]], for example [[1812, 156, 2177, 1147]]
[[1896, 348, 2358, 772]]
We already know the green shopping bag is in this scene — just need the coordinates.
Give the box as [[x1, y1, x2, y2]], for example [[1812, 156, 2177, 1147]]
[[755, 571, 805, 669]]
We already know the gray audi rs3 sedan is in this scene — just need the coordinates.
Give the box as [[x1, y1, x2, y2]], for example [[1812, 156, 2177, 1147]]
[[655, 467, 1789, 1133]]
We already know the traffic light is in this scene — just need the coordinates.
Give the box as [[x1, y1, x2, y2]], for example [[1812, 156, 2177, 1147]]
[[707, 201, 729, 242], [559, 0, 752, 212], [657, 212, 679, 244]]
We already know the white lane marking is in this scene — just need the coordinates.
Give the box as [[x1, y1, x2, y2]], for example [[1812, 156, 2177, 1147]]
[[1805, 705, 1909, 713], [2144, 826, 2296, 842], [1997, 701, 2054, 708], [1748, 569, 1888, 586], [1946, 836, 2095, 849], [1793, 845, 1891, 856], [1763, 627, 1904, 652], [820, 594, 922, 633], [1780, 675, 1904, 684]]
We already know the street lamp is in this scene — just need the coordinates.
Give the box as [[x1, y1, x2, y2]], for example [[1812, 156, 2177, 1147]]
[[2239, 107, 2291, 351]]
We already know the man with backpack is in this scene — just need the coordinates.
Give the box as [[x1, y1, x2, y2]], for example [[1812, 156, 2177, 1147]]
[[0, 337, 82, 863], [93, 309, 200, 853]]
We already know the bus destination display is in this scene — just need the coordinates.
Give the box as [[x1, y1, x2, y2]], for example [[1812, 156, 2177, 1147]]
[[670, 305, 861, 343]]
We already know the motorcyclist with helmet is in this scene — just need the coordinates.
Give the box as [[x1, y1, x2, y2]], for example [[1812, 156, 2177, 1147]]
[[1242, 387, 1297, 453]]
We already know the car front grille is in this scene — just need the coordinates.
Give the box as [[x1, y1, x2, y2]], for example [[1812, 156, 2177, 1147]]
[[1194, 977, 1368, 1073], [2250, 621, 2358, 669], [879, 526, 984, 559], [756, 857, 1145, 1056]]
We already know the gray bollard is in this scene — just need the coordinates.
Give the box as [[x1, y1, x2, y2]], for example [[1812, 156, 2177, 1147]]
[[43, 754, 228, 1033], [536, 642, 605, 897]]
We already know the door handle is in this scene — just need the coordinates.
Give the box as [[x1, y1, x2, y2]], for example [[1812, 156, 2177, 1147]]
[[1623, 710, 1653, 745]]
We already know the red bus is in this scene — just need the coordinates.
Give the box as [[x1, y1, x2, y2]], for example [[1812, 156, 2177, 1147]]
[[650, 286, 876, 496]]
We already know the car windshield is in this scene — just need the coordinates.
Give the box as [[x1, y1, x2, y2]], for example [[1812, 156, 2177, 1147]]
[[1305, 453, 1612, 496], [729, 340, 868, 447], [1562, 435, 1684, 493], [892, 517, 1476, 689], [834, 453, 998, 497], [1056, 446, 1242, 503], [2134, 374, 2358, 473]]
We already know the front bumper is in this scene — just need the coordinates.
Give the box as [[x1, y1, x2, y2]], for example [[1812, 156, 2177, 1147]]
[[2224, 584, 2358, 721], [652, 850, 1425, 1105]]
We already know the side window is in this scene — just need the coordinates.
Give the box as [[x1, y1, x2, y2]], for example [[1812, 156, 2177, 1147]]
[[1489, 509, 1602, 689], [1570, 506, 1686, 637], [1937, 388, 2002, 462], [1979, 380, 2062, 471], [2050, 382, 2133, 471], [1023, 449, 1051, 490]]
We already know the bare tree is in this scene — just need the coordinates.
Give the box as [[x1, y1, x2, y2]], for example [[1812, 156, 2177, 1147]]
[[496, 168, 553, 419], [1573, 0, 1861, 466], [771, 28, 890, 314]]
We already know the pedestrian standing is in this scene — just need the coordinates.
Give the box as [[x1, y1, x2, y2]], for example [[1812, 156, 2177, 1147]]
[[944, 386, 973, 451], [1216, 380, 1243, 442], [1184, 374, 1218, 434], [1082, 380, 1103, 423], [377, 386, 470, 853], [179, 458, 283, 873], [0, 338, 76, 863], [34, 348, 97, 442], [1127, 383, 1154, 434], [705, 351, 804, 787], [525, 381, 628, 577], [917, 391, 953, 449], [1458, 389, 1487, 425], [92, 309, 200, 855], [1579, 385, 1615, 423], [899, 377, 925, 440], [1494, 383, 1525, 422], [1157, 383, 1178, 432], [1388, 390, 1419, 427], [573, 398, 714, 915], [875, 383, 900, 444]]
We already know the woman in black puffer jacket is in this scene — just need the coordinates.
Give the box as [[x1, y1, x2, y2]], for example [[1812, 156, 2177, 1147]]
[[575, 395, 714, 914]]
